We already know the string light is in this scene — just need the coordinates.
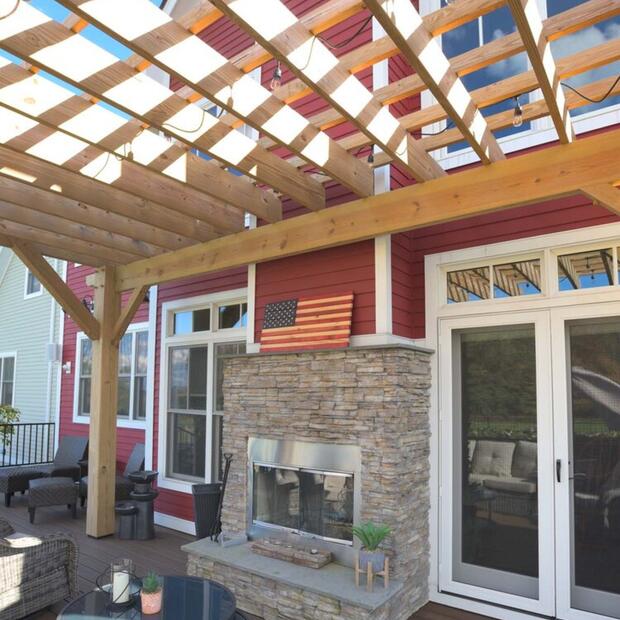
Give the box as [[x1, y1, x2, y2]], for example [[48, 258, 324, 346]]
[[270, 61, 282, 91], [367, 146, 374, 164], [512, 96, 523, 128]]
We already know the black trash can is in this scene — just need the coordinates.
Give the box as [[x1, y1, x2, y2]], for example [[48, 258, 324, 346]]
[[192, 483, 221, 539]]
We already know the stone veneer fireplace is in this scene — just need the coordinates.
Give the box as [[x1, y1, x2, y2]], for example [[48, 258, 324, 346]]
[[185, 345, 432, 620]]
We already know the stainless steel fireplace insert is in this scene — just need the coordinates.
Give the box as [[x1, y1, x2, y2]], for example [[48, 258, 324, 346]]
[[247, 438, 361, 564]]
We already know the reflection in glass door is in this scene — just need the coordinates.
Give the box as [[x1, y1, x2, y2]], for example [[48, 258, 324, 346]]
[[567, 320, 620, 619], [452, 325, 540, 600]]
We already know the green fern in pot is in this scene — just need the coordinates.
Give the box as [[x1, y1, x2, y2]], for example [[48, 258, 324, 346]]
[[352, 522, 391, 572]]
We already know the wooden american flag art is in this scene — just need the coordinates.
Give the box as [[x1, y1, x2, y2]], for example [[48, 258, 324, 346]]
[[259, 293, 354, 352]]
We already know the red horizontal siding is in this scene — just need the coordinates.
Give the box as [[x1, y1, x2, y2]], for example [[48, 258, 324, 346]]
[[59, 264, 148, 467], [152, 268, 248, 519], [255, 241, 375, 343]]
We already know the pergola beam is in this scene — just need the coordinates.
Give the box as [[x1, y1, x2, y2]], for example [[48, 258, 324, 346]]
[[101, 127, 620, 291], [0, 107, 242, 235], [3, 2, 325, 211], [365, 0, 503, 164], [0, 146, 217, 244], [10, 240, 100, 339], [0, 63, 282, 224], [507, 0, 574, 143], [209, 0, 443, 183], [581, 184, 620, 215], [0, 174, 187, 253]]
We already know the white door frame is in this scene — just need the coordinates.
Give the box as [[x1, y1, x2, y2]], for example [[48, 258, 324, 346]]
[[438, 310, 556, 615], [425, 221, 620, 620]]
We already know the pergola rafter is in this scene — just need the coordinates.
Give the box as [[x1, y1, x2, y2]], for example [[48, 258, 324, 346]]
[[208, 0, 445, 181], [57, 0, 373, 200], [365, 0, 504, 164], [0, 0, 617, 539], [0, 1, 325, 210], [0, 64, 282, 224], [506, 0, 574, 143]]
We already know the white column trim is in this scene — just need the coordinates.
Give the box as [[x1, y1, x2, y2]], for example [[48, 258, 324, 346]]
[[374, 235, 392, 334], [372, 18, 393, 337]]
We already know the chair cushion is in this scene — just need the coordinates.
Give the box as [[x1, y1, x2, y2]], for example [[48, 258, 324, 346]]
[[0, 467, 46, 492], [471, 440, 515, 478], [483, 476, 537, 494], [512, 441, 537, 479]]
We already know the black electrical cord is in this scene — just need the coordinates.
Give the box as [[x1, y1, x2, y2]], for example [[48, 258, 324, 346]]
[[319, 15, 373, 50], [561, 74, 620, 104]]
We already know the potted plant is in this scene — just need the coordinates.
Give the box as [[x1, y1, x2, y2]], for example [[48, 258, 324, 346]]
[[352, 521, 391, 572], [140, 571, 162, 614]]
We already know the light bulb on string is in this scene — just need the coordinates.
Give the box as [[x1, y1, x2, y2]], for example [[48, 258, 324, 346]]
[[270, 61, 282, 91], [512, 96, 523, 128]]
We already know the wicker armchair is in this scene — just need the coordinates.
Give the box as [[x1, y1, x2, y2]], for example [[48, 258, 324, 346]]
[[0, 516, 77, 620]]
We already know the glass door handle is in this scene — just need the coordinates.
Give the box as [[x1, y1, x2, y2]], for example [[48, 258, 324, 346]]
[[556, 459, 561, 483]]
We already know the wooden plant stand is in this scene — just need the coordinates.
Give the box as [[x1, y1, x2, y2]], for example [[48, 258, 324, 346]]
[[354, 553, 389, 592]]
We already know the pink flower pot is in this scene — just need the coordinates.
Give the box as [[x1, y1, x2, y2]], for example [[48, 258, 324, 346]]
[[140, 589, 162, 614]]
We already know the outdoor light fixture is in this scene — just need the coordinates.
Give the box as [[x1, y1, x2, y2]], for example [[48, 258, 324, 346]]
[[367, 149, 374, 164], [512, 96, 523, 128], [270, 61, 282, 91], [81, 295, 94, 313]]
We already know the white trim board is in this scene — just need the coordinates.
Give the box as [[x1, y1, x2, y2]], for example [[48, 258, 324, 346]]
[[154, 511, 196, 536]]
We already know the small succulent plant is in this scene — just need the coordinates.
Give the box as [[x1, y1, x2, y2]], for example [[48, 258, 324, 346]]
[[141, 571, 161, 594], [352, 522, 391, 551]]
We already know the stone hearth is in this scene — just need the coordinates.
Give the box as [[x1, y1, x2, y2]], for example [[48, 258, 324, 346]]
[[185, 345, 432, 620]]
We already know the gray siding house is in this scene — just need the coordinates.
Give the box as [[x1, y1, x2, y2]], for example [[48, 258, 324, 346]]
[[0, 248, 65, 448]]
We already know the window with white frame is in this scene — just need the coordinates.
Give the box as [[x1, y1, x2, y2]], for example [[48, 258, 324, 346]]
[[443, 242, 620, 305], [24, 270, 41, 298], [421, 0, 620, 161], [0, 355, 15, 406], [161, 292, 247, 486], [75, 325, 148, 423]]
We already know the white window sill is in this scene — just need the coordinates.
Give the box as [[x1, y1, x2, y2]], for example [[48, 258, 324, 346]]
[[157, 476, 196, 494]]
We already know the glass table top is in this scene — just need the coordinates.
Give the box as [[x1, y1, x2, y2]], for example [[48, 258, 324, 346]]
[[58, 575, 236, 619]]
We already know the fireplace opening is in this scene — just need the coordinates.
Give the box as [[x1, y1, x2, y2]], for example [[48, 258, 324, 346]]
[[247, 438, 361, 561], [252, 464, 354, 544]]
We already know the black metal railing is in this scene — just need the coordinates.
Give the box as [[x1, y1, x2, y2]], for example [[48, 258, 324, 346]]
[[0, 423, 55, 467]]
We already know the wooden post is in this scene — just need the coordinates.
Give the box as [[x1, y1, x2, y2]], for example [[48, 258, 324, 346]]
[[86, 266, 120, 538]]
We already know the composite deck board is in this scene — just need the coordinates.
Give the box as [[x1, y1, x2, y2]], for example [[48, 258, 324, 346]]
[[0, 498, 491, 620]]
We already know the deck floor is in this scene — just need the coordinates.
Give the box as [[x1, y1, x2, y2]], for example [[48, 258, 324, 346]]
[[0, 496, 491, 620]]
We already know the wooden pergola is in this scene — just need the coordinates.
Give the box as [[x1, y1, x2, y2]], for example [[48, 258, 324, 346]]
[[0, 0, 618, 537]]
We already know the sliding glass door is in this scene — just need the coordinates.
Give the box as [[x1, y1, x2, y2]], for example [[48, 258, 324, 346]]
[[439, 312, 555, 615]]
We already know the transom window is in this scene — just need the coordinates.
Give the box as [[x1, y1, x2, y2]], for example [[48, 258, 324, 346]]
[[0, 355, 15, 406], [75, 325, 148, 423], [445, 242, 620, 305], [448, 259, 542, 304], [172, 302, 247, 335]]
